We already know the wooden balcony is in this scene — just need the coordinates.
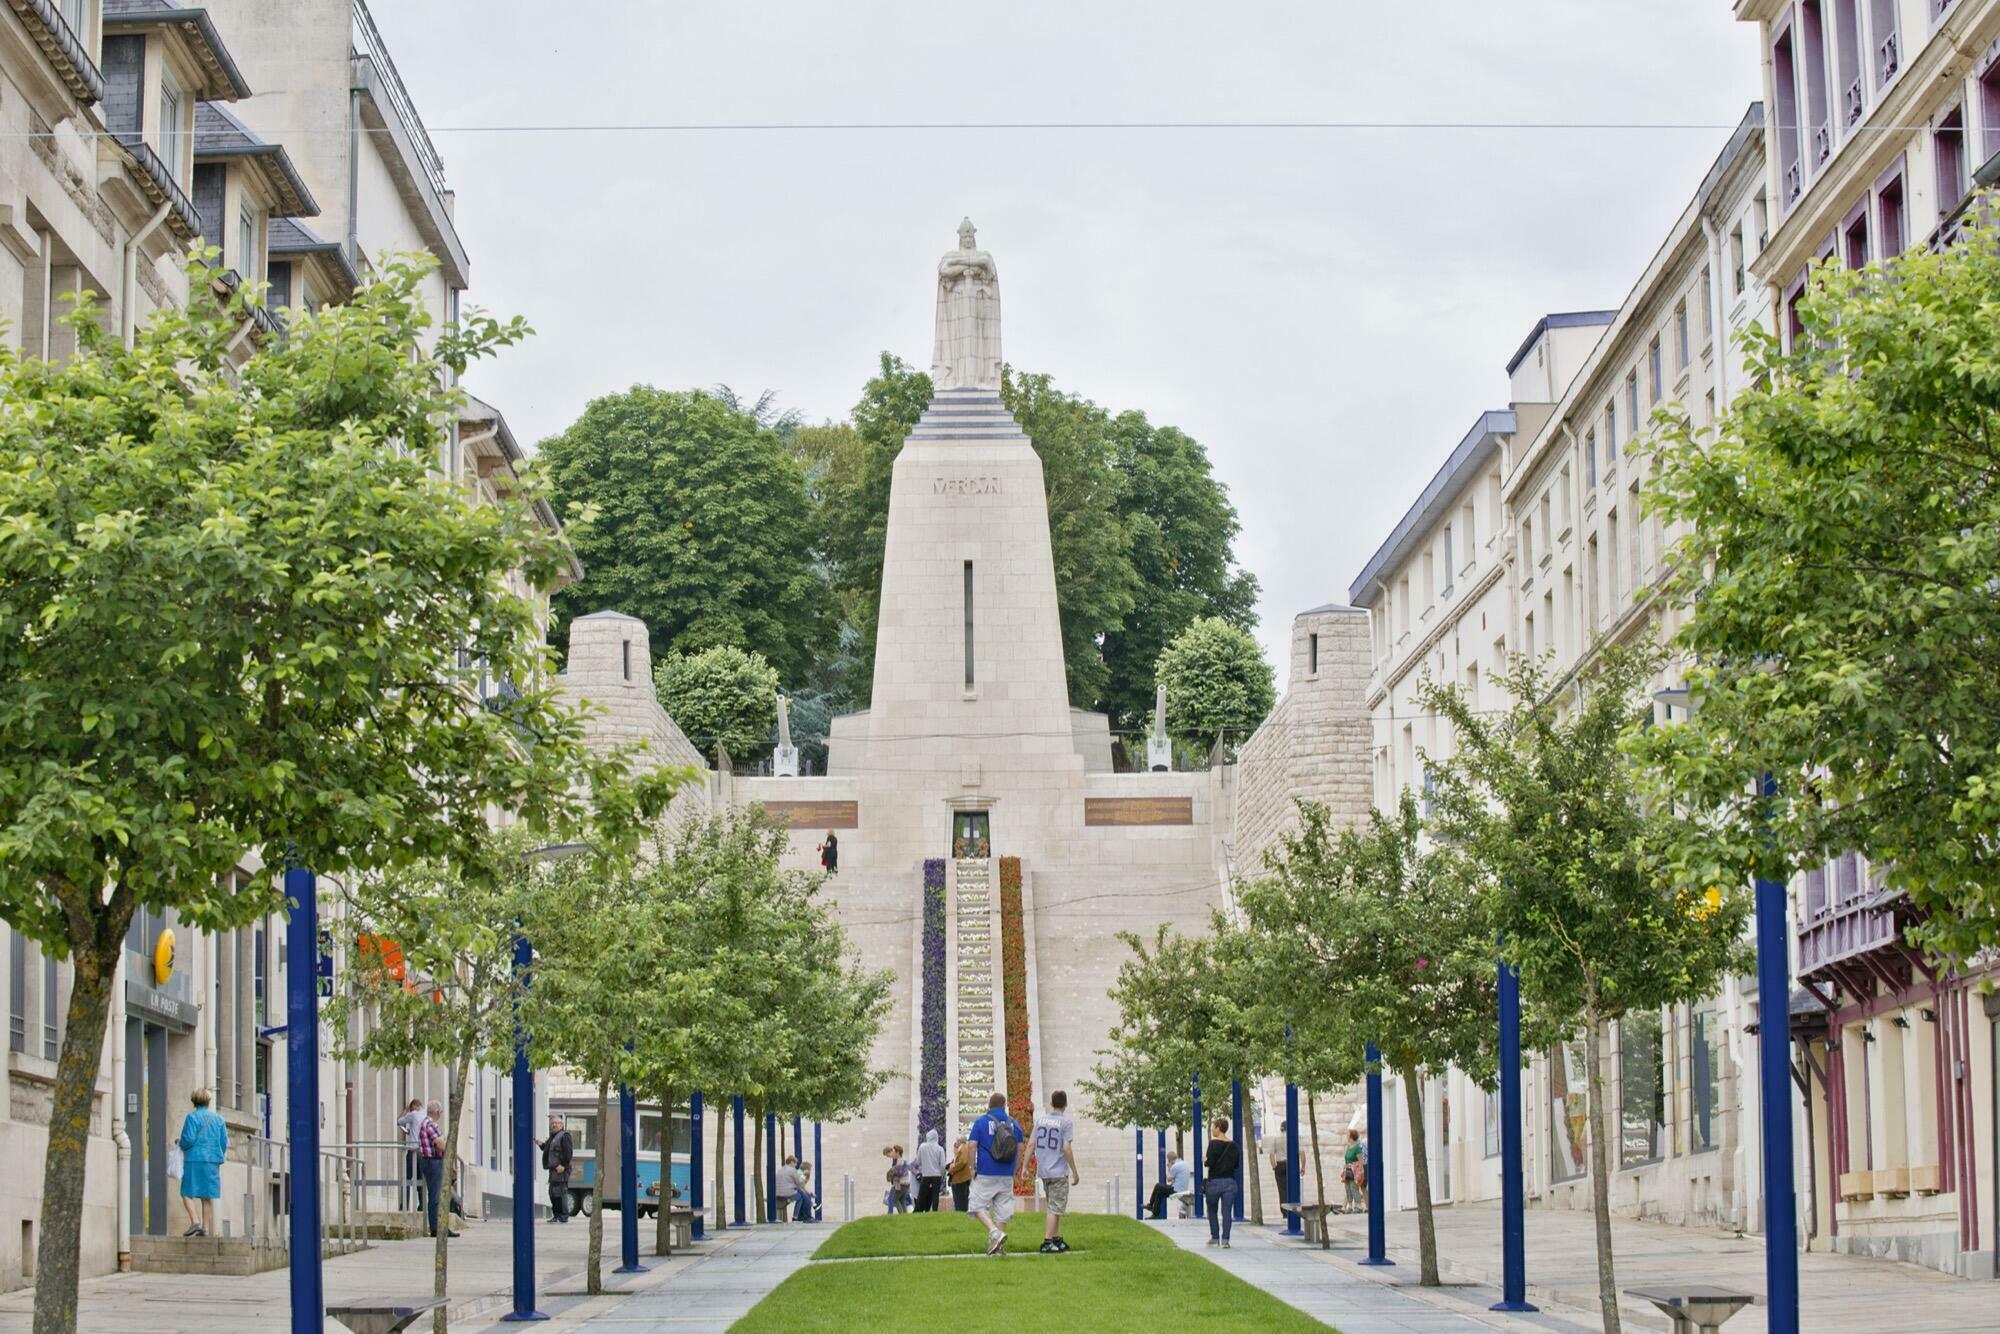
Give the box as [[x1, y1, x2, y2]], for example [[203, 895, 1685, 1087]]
[[1796, 852, 1916, 999]]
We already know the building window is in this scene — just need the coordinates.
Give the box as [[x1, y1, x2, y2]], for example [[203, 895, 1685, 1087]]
[[1519, 520, 1533, 574], [1625, 373, 1640, 445], [1872, 0, 1899, 87], [1308, 633, 1318, 675], [1558, 463, 1573, 531], [1607, 508, 1622, 606], [620, 639, 631, 681], [1730, 225, 1746, 294], [1441, 525, 1454, 593], [1538, 493, 1552, 558], [1586, 535, 1600, 626], [1604, 402, 1617, 456], [1801, 1, 1833, 169], [1982, 58, 2000, 162], [1629, 482, 1644, 587], [1699, 269, 1713, 339], [1618, 1011, 1665, 1167], [1584, 428, 1597, 489], [1649, 339, 1663, 401], [1484, 1086, 1502, 1159], [1691, 1003, 1722, 1152], [1774, 23, 1804, 205], [1550, 1039, 1590, 1182], [57, 0, 86, 40], [8, 930, 24, 1053], [42, 955, 57, 1060], [1675, 303, 1690, 368], [159, 72, 187, 185], [1934, 104, 1968, 220], [1877, 168, 1906, 257], [1833, 0, 1864, 128], [962, 560, 975, 688], [1523, 611, 1535, 659], [239, 204, 261, 281], [1843, 204, 1870, 269]]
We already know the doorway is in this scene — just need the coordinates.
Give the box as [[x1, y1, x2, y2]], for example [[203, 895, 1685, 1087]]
[[952, 811, 990, 861], [124, 1018, 169, 1235]]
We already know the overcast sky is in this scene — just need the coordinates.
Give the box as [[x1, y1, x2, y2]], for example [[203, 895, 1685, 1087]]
[[372, 1, 1758, 684]]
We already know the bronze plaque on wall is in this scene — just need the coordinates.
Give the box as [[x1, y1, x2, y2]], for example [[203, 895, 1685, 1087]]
[[757, 800, 859, 830], [1084, 796, 1194, 827]]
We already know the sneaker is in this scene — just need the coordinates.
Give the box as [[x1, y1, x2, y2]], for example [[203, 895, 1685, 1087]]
[[1222, 1240, 1231, 1249], [1206, 1237, 1219, 1247], [1038, 1240, 1055, 1253], [987, 1228, 1006, 1255], [1055, 1238, 1070, 1253], [182, 1226, 202, 1238]]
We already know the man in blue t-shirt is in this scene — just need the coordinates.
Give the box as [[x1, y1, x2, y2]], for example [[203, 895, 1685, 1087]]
[[967, 1091, 1025, 1255]]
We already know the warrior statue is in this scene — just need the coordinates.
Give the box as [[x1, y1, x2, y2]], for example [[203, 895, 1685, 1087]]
[[931, 218, 1002, 390]]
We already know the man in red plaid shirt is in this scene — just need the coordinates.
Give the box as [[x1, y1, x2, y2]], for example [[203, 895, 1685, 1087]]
[[418, 1101, 457, 1237]]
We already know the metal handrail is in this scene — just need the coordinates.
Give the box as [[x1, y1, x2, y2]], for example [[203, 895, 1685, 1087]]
[[351, 0, 448, 201]]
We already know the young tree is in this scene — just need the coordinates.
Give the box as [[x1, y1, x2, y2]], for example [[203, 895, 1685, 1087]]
[[0, 259, 664, 1334], [540, 387, 827, 679], [1155, 617, 1276, 755], [653, 645, 781, 761], [1640, 209, 2000, 957], [1422, 649, 1749, 1332], [1239, 795, 1498, 1283]]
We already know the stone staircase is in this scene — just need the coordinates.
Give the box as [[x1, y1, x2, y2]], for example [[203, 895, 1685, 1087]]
[[954, 858, 997, 1109]]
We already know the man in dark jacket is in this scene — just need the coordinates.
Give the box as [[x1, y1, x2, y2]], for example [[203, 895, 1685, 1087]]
[[536, 1115, 575, 1223]]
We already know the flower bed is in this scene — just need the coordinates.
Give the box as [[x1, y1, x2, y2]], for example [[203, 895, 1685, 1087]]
[[998, 856, 1034, 1194], [919, 858, 947, 1140]]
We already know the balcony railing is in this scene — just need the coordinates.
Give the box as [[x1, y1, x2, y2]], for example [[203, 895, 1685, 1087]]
[[1878, 33, 1899, 86], [1844, 79, 1863, 128], [1796, 851, 1904, 988], [1785, 161, 1803, 205], [351, 0, 447, 202], [1813, 122, 1832, 167]]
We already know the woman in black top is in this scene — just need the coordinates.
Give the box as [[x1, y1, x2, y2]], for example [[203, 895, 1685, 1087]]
[[1204, 1117, 1241, 1246]]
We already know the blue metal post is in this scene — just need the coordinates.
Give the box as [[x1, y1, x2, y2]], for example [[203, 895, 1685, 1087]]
[[1757, 773, 1799, 1334], [1492, 957, 1535, 1311], [1156, 1127, 1167, 1195], [814, 1122, 824, 1220], [1231, 1079, 1246, 1220], [284, 865, 324, 1333], [765, 1111, 778, 1223], [1134, 1127, 1145, 1219], [689, 1091, 705, 1240], [731, 1096, 747, 1226], [1191, 1074, 1205, 1219], [793, 1115, 802, 1161], [615, 1084, 646, 1273], [502, 934, 547, 1321], [1285, 1082, 1302, 1235], [1361, 1042, 1392, 1266]]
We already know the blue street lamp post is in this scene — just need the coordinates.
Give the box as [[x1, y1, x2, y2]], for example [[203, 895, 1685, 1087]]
[[689, 1091, 705, 1241], [1492, 956, 1535, 1312], [284, 864, 325, 1332], [814, 1122, 824, 1221], [1156, 1128, 1167, 1195], [1230, 1079, 1246, 1221], [502, 933, 548, 1321], [1285, 1082, 1302, 1236], [615, 1085, 647, 1273], [1756, 781, 1800, 1334], [731, 1096, 747, 1226], [1191, 1075, 1205, 1220], [1361, 1042, 1392, 1266]]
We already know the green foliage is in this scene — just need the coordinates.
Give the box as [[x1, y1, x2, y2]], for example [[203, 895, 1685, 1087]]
[[654, 644, 780, 760], [1639, 206, 2000, 957], [541, 387, 826, 681], [1423, 648, 1749, 1028], [1154, 616, 1276, 752]]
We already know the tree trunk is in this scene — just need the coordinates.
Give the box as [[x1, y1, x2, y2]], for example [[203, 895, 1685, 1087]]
[[751, 1100, 765, 1225], [1307, 1093, 1329, 1251], [714, 1103, 727, 1231], [653, 1082, 673, 1257], [432, 1056, 471, 1334], [1584, 1013, 1622, 1334], [1245, 1107, 1265, 1225], [1399, 1063, 1440, 1286], [31, 930, 123, 1334], [587, 1078, 609, 1294]]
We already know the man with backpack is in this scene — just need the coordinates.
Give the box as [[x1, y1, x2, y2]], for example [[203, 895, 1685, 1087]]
[[967, 1091, 1025, 1255]]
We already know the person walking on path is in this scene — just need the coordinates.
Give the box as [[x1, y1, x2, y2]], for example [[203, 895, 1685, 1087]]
[[882, 1145, 912, 1213], [818, 831, 838, 875], [536, 1115, 575, 1224], [912, 1130, 948, 1212], [1342, 1128, 1367, 1213], [948, 1135, 976, 1212], [395, 1097, 424, 1210], [1204, 1117, 1241, 1248], [1032, 1090, 1080, 1253], [175, 1089, 227, 1237], [418, 1101, 458, 1238], [794, 1161, 815, 1220], [967, 1092, 1025, 1255]]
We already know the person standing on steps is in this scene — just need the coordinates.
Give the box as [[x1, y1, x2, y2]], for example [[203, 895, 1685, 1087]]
[[912, 1130, 948, 1212], [395, 1097, 424, 1211], [967, 1091, 1024, 1255], [948, 1134, 976, 1212], [1033, 1090, 1080, 1253], [175, 1088, 227, 1237], [1204, 1116, 1240, 1248]]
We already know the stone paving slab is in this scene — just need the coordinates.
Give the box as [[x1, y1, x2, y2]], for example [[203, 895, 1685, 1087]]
[[554, 1224, 819, 1333], [1320, 1200, 1995, 1334]]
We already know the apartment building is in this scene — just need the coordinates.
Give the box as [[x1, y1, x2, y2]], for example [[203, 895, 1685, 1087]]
[[1, 1, 545, 1292], [1738, 0, 2000, 1278], [1344, 109, 1781, 1236]]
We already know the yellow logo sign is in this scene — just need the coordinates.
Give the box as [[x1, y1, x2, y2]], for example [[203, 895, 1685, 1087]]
[[153, 928, 175, 985]]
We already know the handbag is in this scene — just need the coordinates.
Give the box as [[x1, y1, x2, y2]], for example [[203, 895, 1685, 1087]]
[[167, 1145, 185, 1179]]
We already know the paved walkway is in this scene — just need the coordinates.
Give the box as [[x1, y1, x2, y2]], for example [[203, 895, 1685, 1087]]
[[1320, 1200, 1996, 1333], [553, 1226, 818, 1332]]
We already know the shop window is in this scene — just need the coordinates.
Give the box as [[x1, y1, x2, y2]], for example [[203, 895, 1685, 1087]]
[[1483, 1086, 1501, 1158], [1691, 1004, 1722, 1151], [1550, 1039, 1590, 1182], [1619, 1011, 1665, 1167]]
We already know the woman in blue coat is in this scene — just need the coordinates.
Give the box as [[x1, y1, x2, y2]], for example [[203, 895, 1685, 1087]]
[[176, 1088, 228, 1237]]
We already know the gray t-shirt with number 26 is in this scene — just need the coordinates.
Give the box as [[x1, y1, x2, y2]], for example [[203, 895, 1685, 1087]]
[[1033, 1113, 1075, 1179]]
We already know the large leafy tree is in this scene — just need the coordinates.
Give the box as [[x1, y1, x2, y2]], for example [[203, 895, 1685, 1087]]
[[1100, 412, 1260, 741], [1640, 211, 2000, 957], [0, 260, 664, 1333], [1422, 649, 1748, 1334], [541, 387, 826, 681], [1155, 616, 1276, 755], [653, 644, 780, 762], [1238, 795, 1498, 1282]]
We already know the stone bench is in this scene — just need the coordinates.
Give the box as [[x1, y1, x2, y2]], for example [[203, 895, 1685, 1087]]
[[327, 1298, 447, 1334], [1625, 1286, 1756, 1334], [1278, 1201, 1339, 1244]]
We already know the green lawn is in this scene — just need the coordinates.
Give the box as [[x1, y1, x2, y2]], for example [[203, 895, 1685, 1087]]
[[733, 1213, 1329, 1332]]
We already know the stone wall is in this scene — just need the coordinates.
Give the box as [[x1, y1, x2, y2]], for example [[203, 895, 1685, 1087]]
[[557, 610, 713, 842]]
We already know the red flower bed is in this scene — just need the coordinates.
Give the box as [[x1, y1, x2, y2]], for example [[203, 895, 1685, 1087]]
[[999, 856, 1034, 1194]]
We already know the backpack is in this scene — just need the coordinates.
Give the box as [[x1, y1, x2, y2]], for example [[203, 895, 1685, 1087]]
[[987, 1116, 1018, 1164]]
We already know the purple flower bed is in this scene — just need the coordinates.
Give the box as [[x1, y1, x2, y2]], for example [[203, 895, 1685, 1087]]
[[918, 858, 948, 1139]]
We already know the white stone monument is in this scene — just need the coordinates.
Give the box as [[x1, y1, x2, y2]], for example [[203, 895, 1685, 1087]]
[[1146, 684, 1173, 772], [773, 691, 800, 777], [931, 217, 1003, 391]]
